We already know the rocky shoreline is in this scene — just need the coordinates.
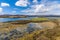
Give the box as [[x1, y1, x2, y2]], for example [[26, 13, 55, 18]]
[[0, 18, 60, 40]]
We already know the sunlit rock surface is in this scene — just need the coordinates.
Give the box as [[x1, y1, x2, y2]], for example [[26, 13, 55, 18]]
[[28, 22, 56, 29]]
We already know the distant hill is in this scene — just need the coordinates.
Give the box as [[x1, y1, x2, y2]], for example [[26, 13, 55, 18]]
[[0, 15, 60, 18]]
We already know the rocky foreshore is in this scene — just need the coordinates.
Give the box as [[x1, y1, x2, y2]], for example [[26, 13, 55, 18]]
[[0, 18, 60, 40]]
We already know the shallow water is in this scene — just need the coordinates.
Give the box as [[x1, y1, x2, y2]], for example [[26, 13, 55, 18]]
[[0, 17, 60, 22], [0, 18, 31, 22]]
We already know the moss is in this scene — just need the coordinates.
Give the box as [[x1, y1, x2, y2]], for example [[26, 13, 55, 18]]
[[30, 17, 49, 21]]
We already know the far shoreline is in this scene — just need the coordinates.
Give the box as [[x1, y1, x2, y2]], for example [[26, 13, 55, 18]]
[[0, 15, 60, 18]]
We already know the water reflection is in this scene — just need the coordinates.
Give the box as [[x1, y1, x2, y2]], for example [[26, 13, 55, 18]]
[[0, 18, 30, 22]]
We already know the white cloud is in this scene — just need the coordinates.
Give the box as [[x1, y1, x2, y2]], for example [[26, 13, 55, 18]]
[[0, 8, 5, 15], [20, 0, 60, 15], [1, 3, 9, 7], [33, 0, 38, 3], [34, 4, 47, 12], [15, 0, 29, 7], [0, 8, 3, 13], [33, 1, 60, 13]]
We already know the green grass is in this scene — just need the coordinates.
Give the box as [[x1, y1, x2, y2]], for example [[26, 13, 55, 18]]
[[30, 17, 49, 21]]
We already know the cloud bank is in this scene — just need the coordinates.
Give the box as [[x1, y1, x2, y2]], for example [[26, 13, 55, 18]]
[[18, 0, 60, 15], [15, 0, 29, 7], [1, 3, 10, 7], [0, 0, 60, 15]]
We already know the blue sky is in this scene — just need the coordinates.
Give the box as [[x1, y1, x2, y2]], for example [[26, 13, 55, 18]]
[[0, 0, 60, 15]]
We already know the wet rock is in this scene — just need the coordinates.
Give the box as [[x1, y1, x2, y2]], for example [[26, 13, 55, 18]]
[[26, 26, 35, 33], [4, 37, 10, 40], [28, 23, 43, 29]]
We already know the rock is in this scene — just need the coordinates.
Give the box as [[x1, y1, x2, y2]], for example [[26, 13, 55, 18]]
[[28, 22, 57, 30], [39, 22, 57, 29], [55, 36, 60, 40], [28, 23, 43, 29]]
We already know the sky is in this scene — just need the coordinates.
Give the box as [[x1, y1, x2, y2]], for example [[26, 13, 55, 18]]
[[0, 0, 60, 15]]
